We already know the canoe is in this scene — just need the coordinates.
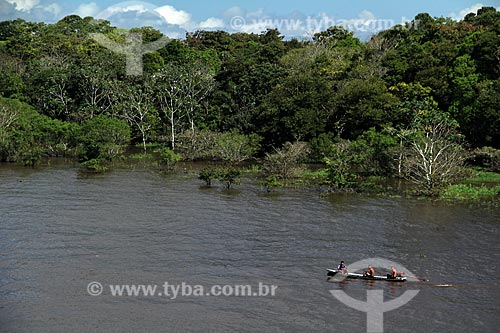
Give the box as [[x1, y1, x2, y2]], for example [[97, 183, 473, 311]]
[[327, 269, 407, 282]]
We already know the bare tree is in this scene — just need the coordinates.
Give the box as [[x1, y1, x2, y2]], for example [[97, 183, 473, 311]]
[[0, 52, 26, 97], [402, 118, 466, 194], [0, 105, 17, 130], [77, 66, 113, 119], [0, 103, 18, 162], [153, 63, 214, 150], [41, 55, 73, 119], [152, 65, 186, 150], [112, 80, 158, 153], [181, 63, 214, 133]]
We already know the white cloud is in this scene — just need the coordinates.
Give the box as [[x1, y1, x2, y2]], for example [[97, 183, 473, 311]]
[[358, 10, 377, 21], [161, 30, 183, 39], [224, 6, 245, 18], [302, 10, 383, 37], [44, 2, 62, 15], [96, 3, 153, 20], [247, 8, 266, 19], [336, 10, 377, 29], [154, 5, 191, 26], [220, 7, 387, 38], [199, 17, 224, 29], [5, 0, 39, 12], [78, 2, 195, 37], [124, 4, 148, 13], [113, 4, 148, 14], [74, 2, 100, 18], [450, 3, 484, 20], [240, 21, 271, 34], [449, 3, 500, 21]]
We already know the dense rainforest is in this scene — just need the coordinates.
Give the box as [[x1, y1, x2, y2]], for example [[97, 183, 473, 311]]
[[1, 7, 499, 196]]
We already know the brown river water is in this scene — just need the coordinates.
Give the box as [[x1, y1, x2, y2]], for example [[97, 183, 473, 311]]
[[1, 161, 499, 332]]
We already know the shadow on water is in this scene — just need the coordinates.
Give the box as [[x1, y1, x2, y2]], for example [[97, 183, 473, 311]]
[[76, 169, 108, 180], [219, 188, 242, 196], [198, 185, 217, 191], [257, 191, 284, 201]]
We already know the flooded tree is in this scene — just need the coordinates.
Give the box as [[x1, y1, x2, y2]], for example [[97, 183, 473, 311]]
[[262, 142, 309, 186]]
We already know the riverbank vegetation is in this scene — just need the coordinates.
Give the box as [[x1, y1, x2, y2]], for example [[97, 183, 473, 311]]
[[1, 7, 499, 200]]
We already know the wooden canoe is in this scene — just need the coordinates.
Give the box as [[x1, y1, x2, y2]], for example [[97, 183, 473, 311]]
[[327, 269, 407, 282]]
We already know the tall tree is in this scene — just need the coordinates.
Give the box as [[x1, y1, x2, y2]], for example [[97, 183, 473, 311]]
[[152, 65, 186, 150], [151, 62, 214, 150], [112, 79, 158, 153]]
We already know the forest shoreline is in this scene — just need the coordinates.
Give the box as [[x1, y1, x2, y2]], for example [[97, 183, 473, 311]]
[[4, 153, 498, 204]]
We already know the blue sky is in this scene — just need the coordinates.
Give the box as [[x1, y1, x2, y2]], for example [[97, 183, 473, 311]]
[[1, 0, 499, 39]]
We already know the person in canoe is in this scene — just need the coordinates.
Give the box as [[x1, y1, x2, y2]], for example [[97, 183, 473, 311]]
[[391, 265, 398, 278], [337, 260, 348, 273], [389, 265, 405, 279], [363, 265, 375, 277]]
